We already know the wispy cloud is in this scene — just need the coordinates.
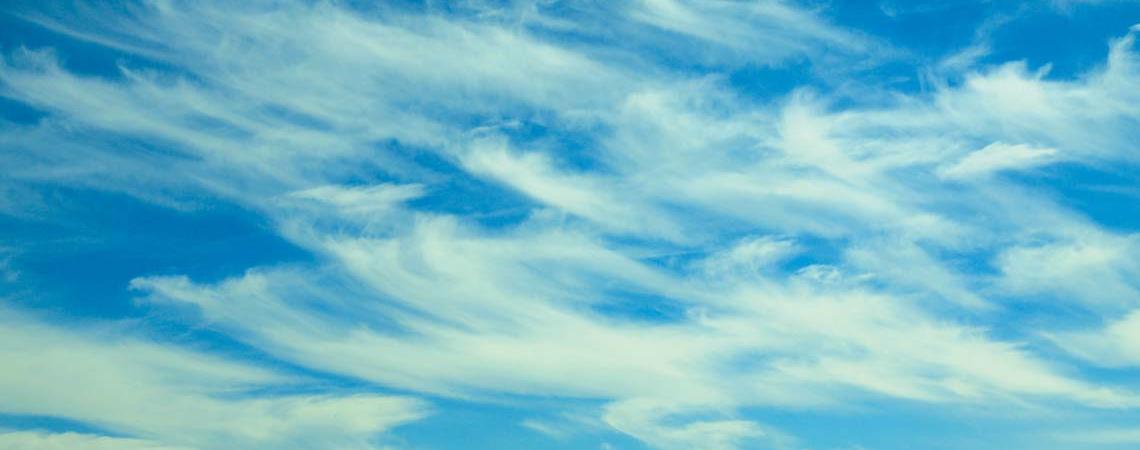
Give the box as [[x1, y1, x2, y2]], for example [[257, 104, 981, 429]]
[[0, 306, 428, 450], [2, 1, 1140, 449], [0, 431, 190, 450]]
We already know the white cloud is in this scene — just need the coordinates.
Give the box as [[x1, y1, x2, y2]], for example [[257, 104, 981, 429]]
[[460, 136, 679, 237], [1052, 426, 1140, 445], [0, 431, 189, 450], [0, 306, 429, 450], [603, 399, 780, 450], [697, 235, 800, 279], [1053, 309, 1140, 367], [624, 0, 877, 64], [287, 184, 424, 215], [996, 233, 1140, 309], [3, 2, 1140, 450], [938, 142, 1059, 180], [129, 221, 1136, 413]]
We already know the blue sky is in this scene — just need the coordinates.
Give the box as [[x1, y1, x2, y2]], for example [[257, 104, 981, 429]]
[[2, 1, 1140, 449]]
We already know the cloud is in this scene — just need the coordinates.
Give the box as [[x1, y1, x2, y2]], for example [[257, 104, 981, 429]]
[[3, 2, 1140, 450], [623, 0, 874, 60], [129, 220, 1136, 413], [602, 399, 771, 450], [0, 431, 189, 450], [697, 235, 800, 278], [1052, 426, 1140, 445], [1053, 309, 1140, 367], [996, 232, 1140, 309], [459, 136, 678, 237], [0, 306, 429, 450], [520, 411, 609, 441], [938, 142, 1059, 180]]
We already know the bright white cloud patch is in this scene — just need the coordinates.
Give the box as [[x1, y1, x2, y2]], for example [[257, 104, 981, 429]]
[[0, 431, 189, 450], [1055, 309, 1140, 367], [0, 307, 428, 450], [938, 142, 1059, 180], [2, 1, 1140, 450]]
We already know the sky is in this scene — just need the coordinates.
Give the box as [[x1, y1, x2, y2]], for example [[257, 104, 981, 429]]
[[1, 0, 1140, 449]]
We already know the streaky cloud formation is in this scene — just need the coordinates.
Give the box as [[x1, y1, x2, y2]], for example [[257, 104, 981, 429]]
[[2, 1, 1140, 449], [0, 306, 428, 450]]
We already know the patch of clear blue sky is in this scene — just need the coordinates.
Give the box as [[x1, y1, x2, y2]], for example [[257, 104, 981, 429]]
[[0, 185, 311, 318], [2, 1, 1140, 449]]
